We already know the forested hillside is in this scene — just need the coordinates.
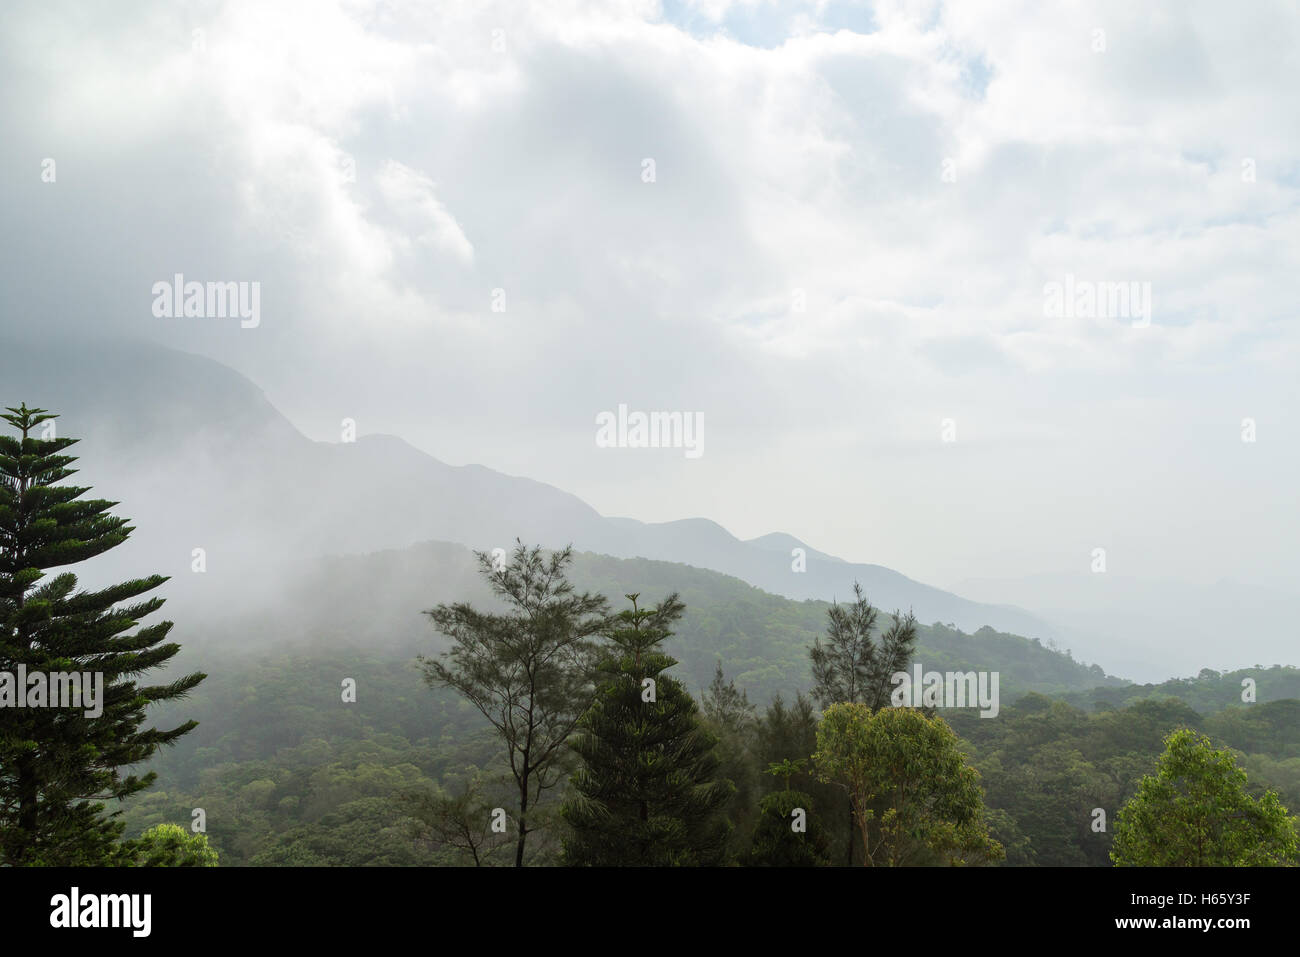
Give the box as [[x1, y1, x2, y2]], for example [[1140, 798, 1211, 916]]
[[116, 541, 1297, 866], [193, 539, 1120, 702]]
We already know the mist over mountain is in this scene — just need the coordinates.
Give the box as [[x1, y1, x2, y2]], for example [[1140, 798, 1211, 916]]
[[1, 334, 1061, 642], [4, 0, 1300, 888], [7, 333, 1294, 682], [953, 572, 1300, 684], [184, 537, 1120, 701]]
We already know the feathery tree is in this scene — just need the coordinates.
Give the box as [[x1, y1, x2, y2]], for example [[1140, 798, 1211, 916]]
[[701, 660, 759, 860], [701, 660, 755, 731], [561, 593, 733, 866], [0, 404, 206, 865], [755, 693, 820, 789], [810, 581, 918, 711], [808, 581, 918, 863], [420, 541, 609, 866], [1111, 728, 1299, 866]]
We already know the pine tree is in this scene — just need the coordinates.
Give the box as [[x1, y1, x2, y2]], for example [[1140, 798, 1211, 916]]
[[808, 581, 917, 864], [421, 541, 609, 867], [0, 405, 206, 865], [700, 660, 758, 860], [701, 660, 754, 731], [754, 692, 852, 864], [562, 593, 733, 866], [809, 581, 917, 712]]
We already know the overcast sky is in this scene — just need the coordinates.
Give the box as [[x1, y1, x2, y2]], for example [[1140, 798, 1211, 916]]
[[2, 0, 1297, 594]]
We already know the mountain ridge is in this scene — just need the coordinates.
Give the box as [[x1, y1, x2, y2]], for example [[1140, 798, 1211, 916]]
[[1, 334, 1060, 643]]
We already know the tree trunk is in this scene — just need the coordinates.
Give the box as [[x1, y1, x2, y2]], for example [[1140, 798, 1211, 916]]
[[846, 805, 855, 866], [515, 775, 528, 867]]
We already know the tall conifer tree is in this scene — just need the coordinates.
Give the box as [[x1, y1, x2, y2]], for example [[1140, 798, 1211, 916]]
[[561, 593, 732, 866], [0, 405, 206, 865], [808, 581, 917, 864], [809, 581, 917, 712]]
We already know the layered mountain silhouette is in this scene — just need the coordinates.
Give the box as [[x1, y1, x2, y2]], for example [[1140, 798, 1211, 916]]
[[0, 334, 1059, 642]]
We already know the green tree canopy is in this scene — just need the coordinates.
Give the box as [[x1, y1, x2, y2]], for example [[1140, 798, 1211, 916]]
[[809, 584, 918, 864], [747, 789, 830, 867], [562, 593, 733, 865], [814, 703, 1003, 866], [1111, 728, 1299, 866], [420, 541, 609, 866], [133, 823, 219, 867]]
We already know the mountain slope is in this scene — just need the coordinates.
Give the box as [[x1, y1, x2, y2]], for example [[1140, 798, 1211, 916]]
[[2, 334, 1058, 641], [186, 538, 1125, 707]]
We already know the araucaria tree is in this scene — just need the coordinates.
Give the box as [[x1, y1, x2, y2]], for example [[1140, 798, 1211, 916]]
[[561, 593, 733, 866], [813, 703, 1003, 866], [747, 759, 831, 866], [421, 541, 609, 866], [0, 405, 206, 866], [1111, 728, 1299, 866]]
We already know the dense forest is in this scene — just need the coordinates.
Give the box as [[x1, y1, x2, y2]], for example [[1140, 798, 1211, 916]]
[[116, 650, 1300, 865]]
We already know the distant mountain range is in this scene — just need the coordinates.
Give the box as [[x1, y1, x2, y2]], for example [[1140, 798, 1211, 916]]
[[0, 335, 1061, 640], [952, 572, 1300, 688], [7, 334, 1294, 682]]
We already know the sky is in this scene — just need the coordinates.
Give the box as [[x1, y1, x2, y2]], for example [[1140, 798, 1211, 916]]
[[2, 0, 1297, 595]]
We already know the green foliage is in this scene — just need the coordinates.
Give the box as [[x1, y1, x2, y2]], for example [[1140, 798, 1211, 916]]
[[809, 582, 918, 711], [399, 768, 512, 866], [201, 541, 1125, 708], [701, 660, 760, 860], [765, 758, 807, 791], [562, 594, 733, 866], [1111, 728, 1299, 866], [752, 691, 851, 863], [117, 634, 1300, 867], [420, 541, 609, 866], [0, 405, 205, 865], [133, 823, 219, 867], [754, 694, 820, 792], [807, 582, 920, 864], [565, 553, 1124, 705], [1064, 667, 1300, 717], [702, 659, 755, 730], [814, 703, 1003, 866], [747, 790, 829, 866], [96, 538, 1299, 867]]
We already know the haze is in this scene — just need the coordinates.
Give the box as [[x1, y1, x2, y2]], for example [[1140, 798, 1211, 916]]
[[2, 0, 1298, 682]]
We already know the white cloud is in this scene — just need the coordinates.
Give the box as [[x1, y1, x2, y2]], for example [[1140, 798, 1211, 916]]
[[374, 160, 475, 264], [2, 0, 1298, 590]]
